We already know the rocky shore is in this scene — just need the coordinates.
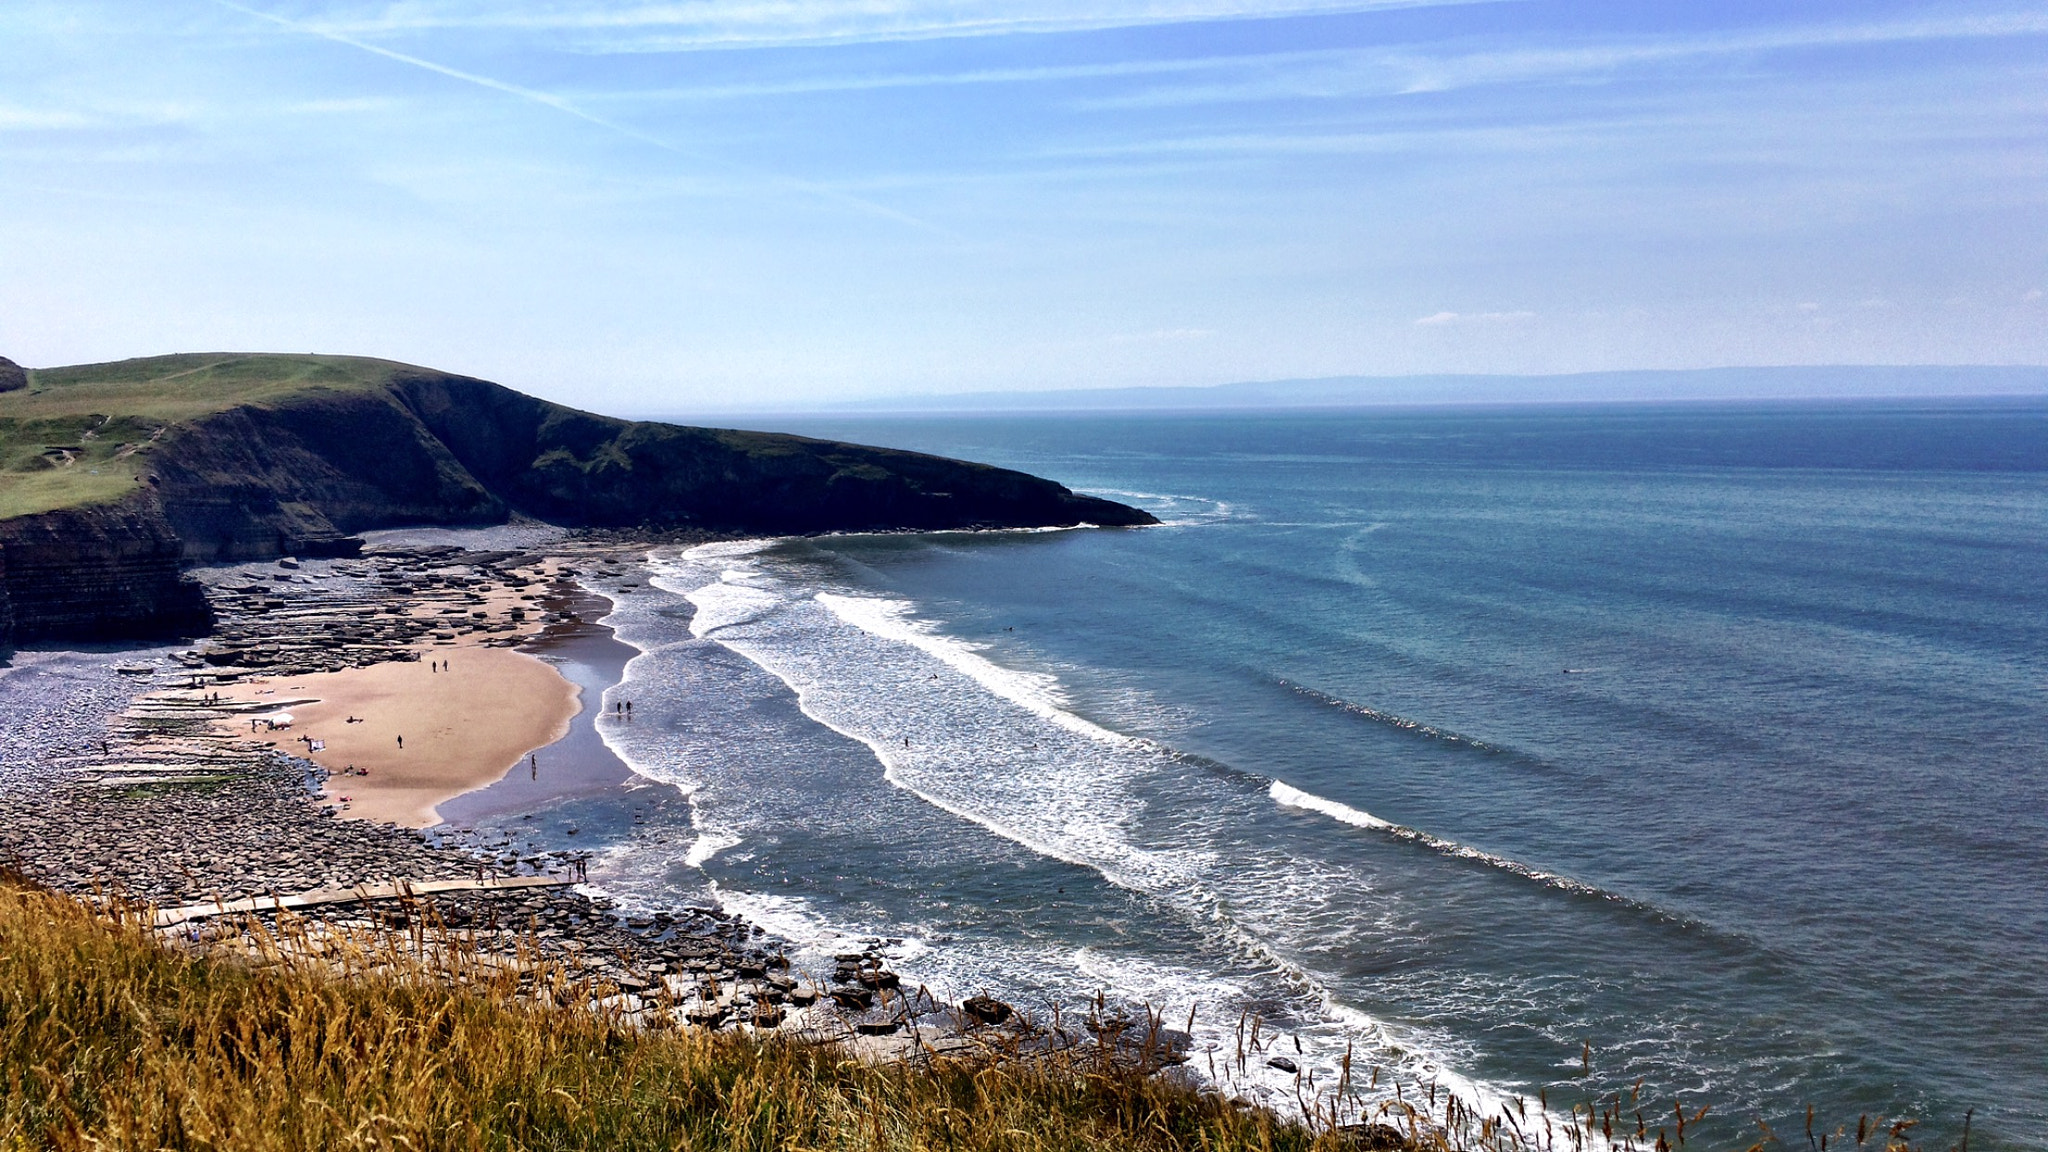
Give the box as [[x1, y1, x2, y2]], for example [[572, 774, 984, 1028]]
[[0, 534, 1189, 1070]]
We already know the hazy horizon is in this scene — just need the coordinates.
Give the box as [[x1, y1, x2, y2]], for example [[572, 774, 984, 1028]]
[[4, 2, 2044, 412], [623, 364, 2048, 417]]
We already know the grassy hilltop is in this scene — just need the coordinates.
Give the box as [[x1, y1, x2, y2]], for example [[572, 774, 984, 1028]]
[[0, 352, 1154, 530], [0, 355, 400, 519]]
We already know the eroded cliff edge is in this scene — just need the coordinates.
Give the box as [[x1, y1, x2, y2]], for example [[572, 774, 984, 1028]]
[[0, 354, 1155, 644]]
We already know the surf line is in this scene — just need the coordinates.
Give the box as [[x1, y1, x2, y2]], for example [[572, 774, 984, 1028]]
[[691, 613, 1488, 1115], [661, 559, 1586, 1135], [1278, 679, 1509, 754], [520, 557, 752, 897], [1264, 779, 1715, 929], [682, 573, 1438, 1030]]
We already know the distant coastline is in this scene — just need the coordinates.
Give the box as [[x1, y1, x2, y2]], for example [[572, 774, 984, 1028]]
[[640, 364, 2048, 419]]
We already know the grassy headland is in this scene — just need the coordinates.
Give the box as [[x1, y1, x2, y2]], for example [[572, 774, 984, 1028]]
[[0, 351, 1155, 529], [0, 352, 1153, 644], [0, 355, 397, 519]]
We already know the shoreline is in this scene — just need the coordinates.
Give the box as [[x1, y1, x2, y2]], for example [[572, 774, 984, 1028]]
[[0, 533, 1092, 1059], [198, 546, 592, 828], [439, 583, 642, 827], [214, 646, 580, 828], [198, 541, 647, 830]]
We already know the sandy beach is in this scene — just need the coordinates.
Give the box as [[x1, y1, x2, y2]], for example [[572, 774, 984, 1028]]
[[2, 536, 1021, 1062], [218, 646, 578, 827]]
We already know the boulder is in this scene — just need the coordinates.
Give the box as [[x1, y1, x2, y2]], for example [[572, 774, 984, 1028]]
[[960, 995, 1014, 1026]]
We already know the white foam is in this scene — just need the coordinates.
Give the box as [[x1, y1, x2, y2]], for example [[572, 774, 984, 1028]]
[[1087, 487, 1234, 527], [1269, 780, 1605, 899], [1271, 781, 1394, 830], [658, 555, 1203, 895], [620, 543, 1596, 1140], [681, 538, 779, 563], [686, 578, 783, 636], [683, 829, 741, 868], [815, 592, 1138, 748]]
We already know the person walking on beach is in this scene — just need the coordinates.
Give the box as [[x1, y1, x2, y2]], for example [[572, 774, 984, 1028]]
[[396, 735, 404, 749]]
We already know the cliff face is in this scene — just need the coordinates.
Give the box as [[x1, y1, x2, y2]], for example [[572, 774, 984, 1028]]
[[0, 495, 212, 643], [0, 356, 1153, 645], [0, 357, 24, 395], [126, 371, 1144, 561], [390, 372, 1149, 533], [147, 390, 504, 562]]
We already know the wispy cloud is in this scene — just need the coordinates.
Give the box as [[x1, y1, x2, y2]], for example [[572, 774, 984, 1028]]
[[1035, 119, 1614, 160], [285, 96, 407, 115], [1414, 310, 1535, 327], [1070, 10, 2048, 108], [283, 0, 1494, 50], [1389, 11, 2048, 95], [0, 105, 103, 131], [526, 9, 2048, 113], [0, 98, 206, 133], [212, 0, 950, 233], [576, 52, 1341, 103]]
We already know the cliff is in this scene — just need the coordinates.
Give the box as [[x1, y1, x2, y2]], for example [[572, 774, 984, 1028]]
[[0, 353, 1154, 644], [0, 497, 213, 643]]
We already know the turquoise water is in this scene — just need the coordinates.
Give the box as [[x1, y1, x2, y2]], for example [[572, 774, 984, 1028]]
[[559, 400, 2046, 1147]]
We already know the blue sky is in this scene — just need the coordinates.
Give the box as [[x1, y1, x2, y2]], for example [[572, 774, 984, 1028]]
[[1, 0, 2044, 410]]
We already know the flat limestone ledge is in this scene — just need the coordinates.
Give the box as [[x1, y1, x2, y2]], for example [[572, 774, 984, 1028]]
[[154, 874, 573, 927]]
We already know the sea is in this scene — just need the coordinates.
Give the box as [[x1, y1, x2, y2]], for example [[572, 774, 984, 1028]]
[[466, 398, 2048, 1149]]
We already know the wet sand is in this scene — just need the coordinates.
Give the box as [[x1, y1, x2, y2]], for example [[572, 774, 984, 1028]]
[[218, 646, 578, 828], [438, 587, 639, 826]]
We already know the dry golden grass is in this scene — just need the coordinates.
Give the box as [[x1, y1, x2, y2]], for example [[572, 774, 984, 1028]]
[[0, 877, 1960, 1152], [0, 878, 1338, 1152]]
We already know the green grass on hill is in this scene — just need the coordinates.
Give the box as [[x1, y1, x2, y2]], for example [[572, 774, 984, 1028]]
[[0, 879, 1340, 1152], [0, 354, 405, 519]]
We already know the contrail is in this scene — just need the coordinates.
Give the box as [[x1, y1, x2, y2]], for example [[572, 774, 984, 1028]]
[[211, 0, 949, 235]]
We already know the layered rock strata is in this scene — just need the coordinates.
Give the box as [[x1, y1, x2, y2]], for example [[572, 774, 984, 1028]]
[[0, 497, 212, 642]]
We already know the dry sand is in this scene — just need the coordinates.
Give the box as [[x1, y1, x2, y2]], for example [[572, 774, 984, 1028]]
[[218, 646, 578, 828]]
